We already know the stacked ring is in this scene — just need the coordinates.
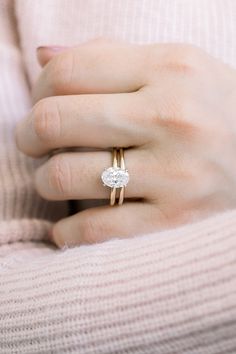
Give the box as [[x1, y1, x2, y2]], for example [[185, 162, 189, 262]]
[[101, 148, 129, 206]]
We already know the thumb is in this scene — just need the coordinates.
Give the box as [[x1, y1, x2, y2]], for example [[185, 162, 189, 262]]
[[36, 46, 68, 67]]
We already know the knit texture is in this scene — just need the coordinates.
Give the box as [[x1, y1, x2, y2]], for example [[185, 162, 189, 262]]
[[0, 0, 236, 353]]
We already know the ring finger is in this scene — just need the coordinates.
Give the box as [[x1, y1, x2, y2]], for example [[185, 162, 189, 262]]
[[35, 148, 153, 201]]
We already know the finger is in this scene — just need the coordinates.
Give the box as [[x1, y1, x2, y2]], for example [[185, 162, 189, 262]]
[[16, 92, 151, 157], [37, 46, 68, 67], [35, 148, 152, 201], [33, 38, 150, 102], [36, 39, 127, 68], [51, 201, 163, 248]]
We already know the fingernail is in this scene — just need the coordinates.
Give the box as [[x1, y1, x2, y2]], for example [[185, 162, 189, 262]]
[[37, 46, 67, 52]]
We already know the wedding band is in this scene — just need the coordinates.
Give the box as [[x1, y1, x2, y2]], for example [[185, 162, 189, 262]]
[[101, 148, 129, 206], [110, 148, 118, 206], [118, 148, 125, 205]]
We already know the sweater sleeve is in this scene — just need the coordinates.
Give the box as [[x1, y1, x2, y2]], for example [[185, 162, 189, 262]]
[[0, 0, 67, 246], [0, 208, 236, 354]]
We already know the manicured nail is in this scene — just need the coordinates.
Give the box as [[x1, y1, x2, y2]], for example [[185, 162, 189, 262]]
[[37, 46, 67, 52]]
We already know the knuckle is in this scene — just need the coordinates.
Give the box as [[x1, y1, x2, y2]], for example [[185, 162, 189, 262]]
[[143, 90, 200, 137], [33, 98, 62, 144], [151, 43, 204, 75], [168, 44, 202, 72], [47, 154, 72, 196], [161, 99, 200, 135], [49, 51, 75, 93]]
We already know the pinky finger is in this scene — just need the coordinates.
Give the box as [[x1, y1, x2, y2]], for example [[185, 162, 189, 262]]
[[51, 201, 164, 248]]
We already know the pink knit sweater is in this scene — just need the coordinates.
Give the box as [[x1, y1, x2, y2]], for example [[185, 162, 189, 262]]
[[0, 1, 236, 353]]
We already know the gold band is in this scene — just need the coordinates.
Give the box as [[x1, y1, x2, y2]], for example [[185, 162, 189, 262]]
[[110, 148, 118, 206], [118, 148, 125, 205]]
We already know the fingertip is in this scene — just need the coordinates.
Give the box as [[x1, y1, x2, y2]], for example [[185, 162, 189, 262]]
[[52, 219, 70, 248], [47, 226, 56, 245], [49, 224, 61, 248], [36, 46, 67, 67], [14, 118, 29, 154]]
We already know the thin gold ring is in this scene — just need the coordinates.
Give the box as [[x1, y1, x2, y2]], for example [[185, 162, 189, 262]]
[[110, 148, 118, 206], [118, 148, 125, 205]]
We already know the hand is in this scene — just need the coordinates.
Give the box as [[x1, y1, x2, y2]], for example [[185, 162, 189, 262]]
[[16, 38, 236, 248]]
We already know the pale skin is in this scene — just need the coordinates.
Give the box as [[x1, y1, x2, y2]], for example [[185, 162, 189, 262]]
[[15, 38, 236, 248]]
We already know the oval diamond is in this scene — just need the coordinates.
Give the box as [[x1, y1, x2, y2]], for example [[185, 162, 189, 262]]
[[101, 167, 129, 188]]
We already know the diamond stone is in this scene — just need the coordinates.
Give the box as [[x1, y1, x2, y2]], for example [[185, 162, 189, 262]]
[[101, 167, 129, 188]]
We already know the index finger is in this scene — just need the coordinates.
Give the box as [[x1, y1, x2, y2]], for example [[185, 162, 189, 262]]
[[33, 39, 150, 103]]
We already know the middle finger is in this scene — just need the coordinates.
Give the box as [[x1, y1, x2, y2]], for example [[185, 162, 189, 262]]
[[16, 92, 151, 157]]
